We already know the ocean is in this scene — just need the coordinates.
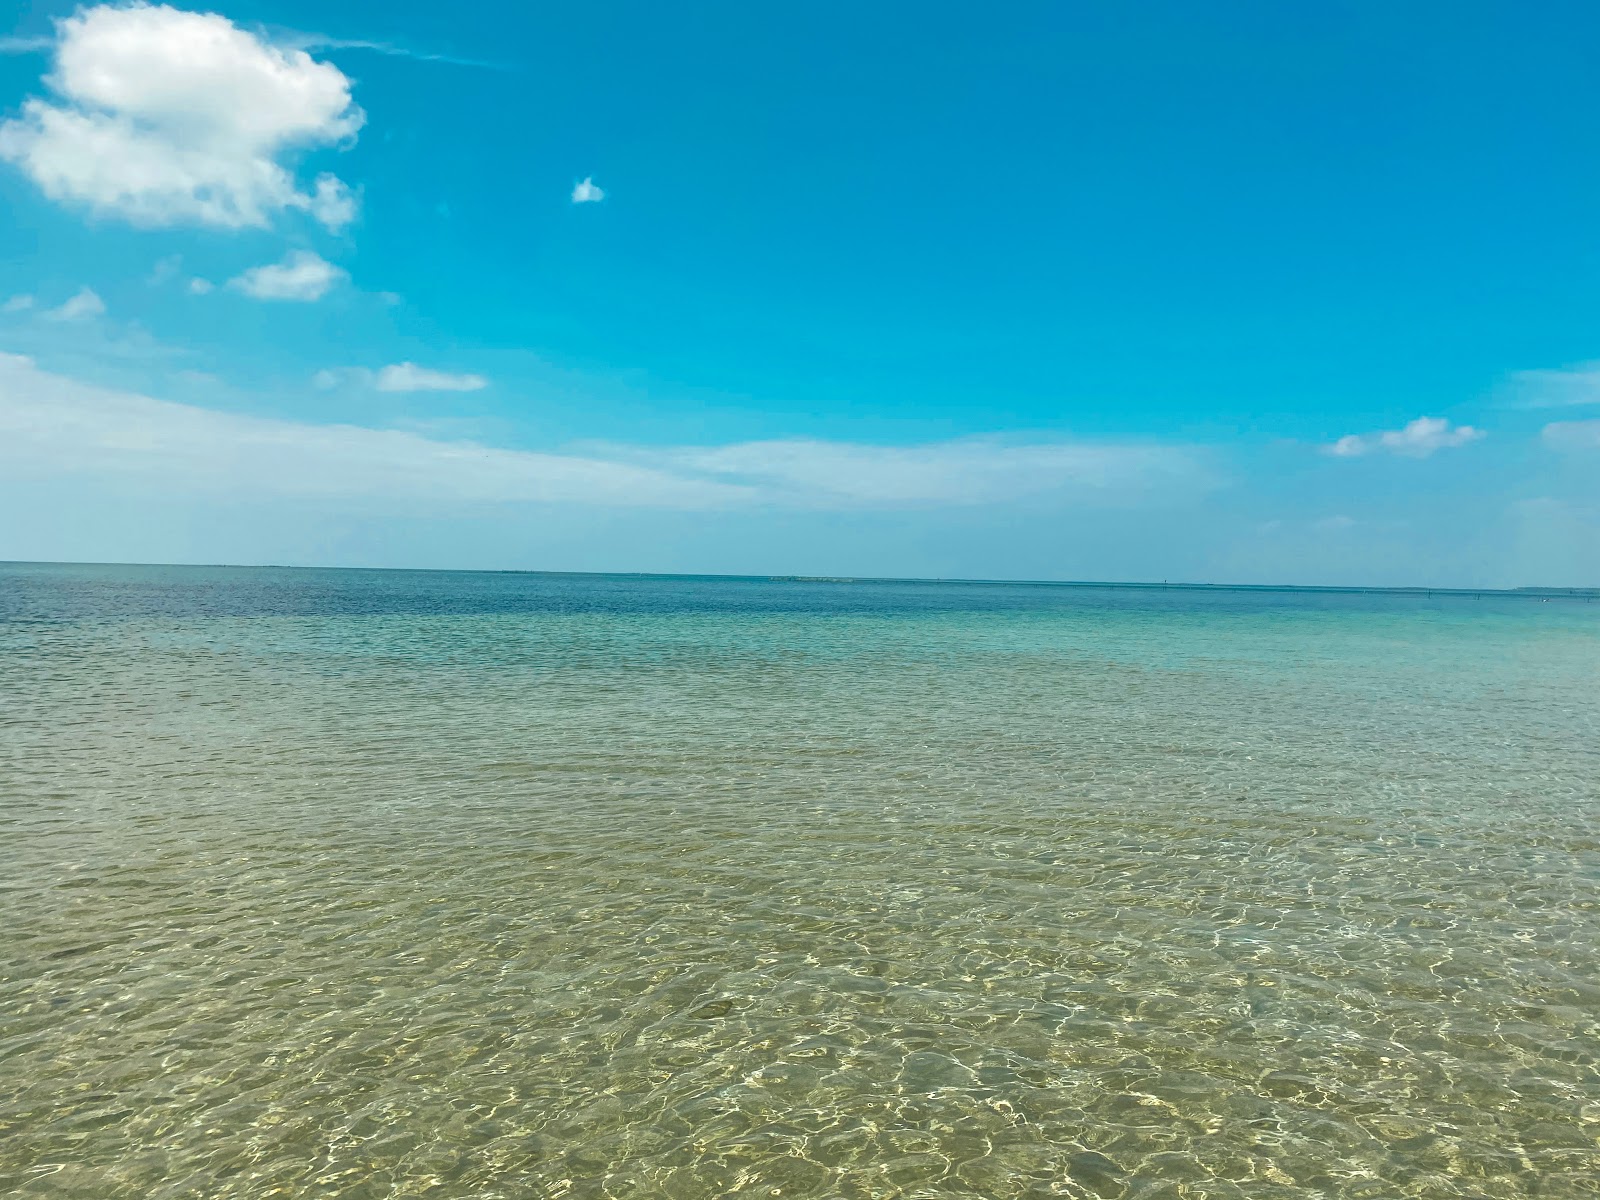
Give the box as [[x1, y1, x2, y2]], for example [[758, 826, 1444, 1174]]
[[2, 562, 1597, 1198]]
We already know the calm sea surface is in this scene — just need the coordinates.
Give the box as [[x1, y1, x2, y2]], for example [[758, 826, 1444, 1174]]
[[2, 562, 1598, 1199]]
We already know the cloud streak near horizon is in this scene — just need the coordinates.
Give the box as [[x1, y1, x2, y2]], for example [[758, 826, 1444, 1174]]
[[0, 354, 1215, 512]]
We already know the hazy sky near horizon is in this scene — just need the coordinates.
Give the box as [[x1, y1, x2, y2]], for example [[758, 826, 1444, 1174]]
[[2, 1, 1598, 586]]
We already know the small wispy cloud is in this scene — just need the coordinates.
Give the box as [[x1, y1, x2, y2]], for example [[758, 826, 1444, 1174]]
[[624, 436, 1214, 508], [279, 32, 504, 69], [1501, 363, 1600, 409], [376, 363, 489, 393], [572, 177, 605, 204], [188, 278, 214, 295], [2, 293, 34, 313], [1542, 419, 1600, 451], [311, 363, 490, 392], [147, 255, 183, 285], [1325, 417, 1484, 459], [228, 251, 345, 302], [306, 175, 358, 231], [45, 287, 106, 321], [0, 35, 51, 54]]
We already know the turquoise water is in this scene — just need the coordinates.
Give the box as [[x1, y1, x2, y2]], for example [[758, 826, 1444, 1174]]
[[2, 563, 1598, 1198]]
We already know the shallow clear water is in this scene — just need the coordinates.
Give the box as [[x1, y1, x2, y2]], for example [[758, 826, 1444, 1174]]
[[2, 563, 1598, 1199]]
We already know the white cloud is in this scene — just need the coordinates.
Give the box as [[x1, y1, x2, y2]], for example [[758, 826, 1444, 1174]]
[[1325, 417, 1484, 459], [312, 364, 489, 392], [280, 32, 501, 70], [1503, 363, 1600, 409], [375, 362, 489, 393], [0, 35, 52, 54], [1542, 419, 1600, 450], [45, 286, 106, 321], [0, 356, 1214, 513], [188, 277, 213, 295], [147, 254, 182, 284], [307, 174, 357, 230], [0, 4, 363, 231], [2, 294, 35, 313], [571, 176, 604, 204], [0, 354, 744, 509], [630, 436, 1212, 508], [228, 250, 344, 301]]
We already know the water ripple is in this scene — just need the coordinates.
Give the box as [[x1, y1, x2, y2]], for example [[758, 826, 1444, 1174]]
[[2, 566, 1598, 1198]]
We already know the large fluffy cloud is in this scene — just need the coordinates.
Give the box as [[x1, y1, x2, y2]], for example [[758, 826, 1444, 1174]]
[[0, 355, 1214, 511], [0, 4, 362, 230]]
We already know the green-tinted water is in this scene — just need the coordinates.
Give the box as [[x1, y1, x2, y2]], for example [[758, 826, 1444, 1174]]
[[2, 564, 1597, 1198]]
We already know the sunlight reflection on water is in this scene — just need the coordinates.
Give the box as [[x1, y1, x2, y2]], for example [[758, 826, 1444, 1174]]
[[2, 565, 1598, 1198]]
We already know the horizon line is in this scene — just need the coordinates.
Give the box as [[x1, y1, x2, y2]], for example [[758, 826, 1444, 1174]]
[[3, 559, 1596, 599]]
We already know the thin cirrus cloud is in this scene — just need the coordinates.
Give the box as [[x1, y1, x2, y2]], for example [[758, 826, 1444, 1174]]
[[312, 364, 490, 392], [2, 294, 36, 313], [147, 254, 182, 285], [278, 31, 504, 70], [44, 286, 106, 321], [1324, 417, 1484, 459], [571, 177, 605, 204], [228, 251, 346, 301], [0, 353, 748, 509], [0, 4, 362, 231], [631, 438, 1211, 507], [1502, 363, 1600, 409], [376, 363, 489, 393], [0, 354, 1213, 512], [1541, 420, 1600, 450]]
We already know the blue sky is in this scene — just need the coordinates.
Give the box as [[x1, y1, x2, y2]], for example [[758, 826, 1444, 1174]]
[[1, 1, 1597, 585]]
